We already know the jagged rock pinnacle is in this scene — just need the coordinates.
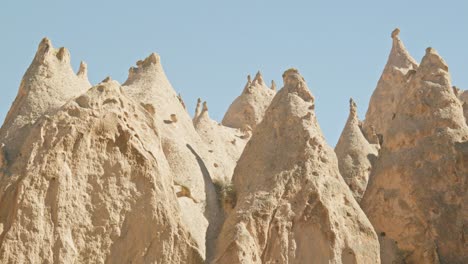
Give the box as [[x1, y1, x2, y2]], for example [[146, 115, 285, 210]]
[[349, 97, 357, 118], [136, 53, 160, 68], [270, 80, 276, 91], [391, 28, 400, 39], [363, 28, 418, 142], [253, 70, 264, 86], [56, 47, 69, 62], [177, 93, 186, 109], [335, 98, 378, 202], [102, 76, 112, 83], [202, 101, 208, 113], [77, 61, 88, 78], [194, 98, 202, 119], [420, 47, 449, 72], [223, 71, 276, 130], [125, 53, 164, 84], [0, 37, 90, 163]]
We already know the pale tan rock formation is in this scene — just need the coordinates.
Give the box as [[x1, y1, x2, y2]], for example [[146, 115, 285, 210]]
[[363, 28, 418, 142], [214, 69, 380, 264], [0, 80, 203, 263], [193, 101, 249, 183], [222, 71, 276, 130], [335, 98, 379, 202], [362, 48, 468, 263], [458, 89, 468, 124], [122, 53, 221, 261], [0, 38, 91, 164], [271, 80, 277, 91]]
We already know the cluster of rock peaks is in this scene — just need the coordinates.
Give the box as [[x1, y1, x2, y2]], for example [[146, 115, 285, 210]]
[[0, 30, 466, 263]]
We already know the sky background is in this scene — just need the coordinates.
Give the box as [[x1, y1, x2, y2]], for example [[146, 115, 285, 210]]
[[1, 1, 467, 146]]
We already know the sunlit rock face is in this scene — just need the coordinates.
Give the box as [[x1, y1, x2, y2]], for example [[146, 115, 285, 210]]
[[362, 47, 468, 264], [214, 69, 380, 264], [335, 98, 379, 202], [222, 71, 276, 130], [1, 31, 467, 264]]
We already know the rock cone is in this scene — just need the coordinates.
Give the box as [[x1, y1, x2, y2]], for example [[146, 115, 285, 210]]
[[362, 48, 468, 263], [222, 71, 276, 130], [335, 98, 379, 202], [214, 69, 380, 264], [123, 53, 222, 261], [363, 29, 418, 143], [0, 80, 203, 263], [0, 38, 90, 164]]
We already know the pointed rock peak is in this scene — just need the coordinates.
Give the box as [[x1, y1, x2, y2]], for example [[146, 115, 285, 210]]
[[56, 47, 70, 62], [387, 28, 418, 69], [177, 93, 186, 109], [194, 98, 202, 118], [242, 74, 252, 91], [38, 37, 52, 53], [391, 28, 400, 39], [420, 47, 449, 72], [33, 37, 72, 65], [77, 61, 88, 78], [202, 101, 208, 113], [193, 100, 210, 123], [136, 53, 161, 68], [349, 98, 358, 119], [101, 76, 112, 83], [281, 68, 314, 102], [125, 53, 166, 84], [252, 71, 264, 86], [33, 37, 53, 63], [270, 80, 276, 91]]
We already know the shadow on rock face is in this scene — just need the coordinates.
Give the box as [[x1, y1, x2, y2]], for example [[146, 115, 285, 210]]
[[186, 144, 223, 263]]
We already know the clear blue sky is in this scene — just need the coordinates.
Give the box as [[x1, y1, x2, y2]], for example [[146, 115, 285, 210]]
[[1, 1, 467, 145]]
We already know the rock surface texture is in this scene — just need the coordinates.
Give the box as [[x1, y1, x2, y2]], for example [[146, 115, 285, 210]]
[[362, 48, 468, 263], [214, 69, 380, 264], [193, 100, 249, 183], [0, 38, 90, 164], [222, 72, 276, 130], [335, 99, 379, 202], [1, 31, 468, 264], [0, 80, 203, 263], [122, 54, 221, 261], [363, 29, 418, 142], [459, 89, 468, 124]]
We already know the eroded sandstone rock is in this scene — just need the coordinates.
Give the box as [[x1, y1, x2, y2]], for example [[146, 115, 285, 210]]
[[0, 38, 91, 164], [222, 71, 276, 130], [335, 98, 379, 202], [363, 29, 418, 143], [0, 80, 203, 263], [123, 53, 222, 261], [214, 69, 380, 264], [362, 47, 468, 263], [193, 101, 249, 183]]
